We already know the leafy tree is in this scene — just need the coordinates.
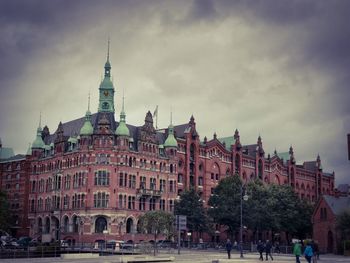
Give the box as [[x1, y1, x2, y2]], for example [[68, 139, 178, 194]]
[[268, 185, 313, 240], [207, 175, 242, 237], [174, 188, 208, 240], [138, 211, 174, 255], [0, 190, 11, 231], [336, 210, 350, 240], [245, 180, 274, 239]]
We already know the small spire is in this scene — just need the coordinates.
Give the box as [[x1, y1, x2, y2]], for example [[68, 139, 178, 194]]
[[88, 92, 91, 111], [39, 111, 42, 128], [170, 108, 173, 126], [107, 37, 110, 62], [122, 88, 125, 113]]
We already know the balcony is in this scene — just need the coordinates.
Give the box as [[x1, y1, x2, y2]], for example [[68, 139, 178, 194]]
[[136, 188, 162, 198]]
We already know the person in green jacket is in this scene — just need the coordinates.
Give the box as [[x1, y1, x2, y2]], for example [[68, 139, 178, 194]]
[[293, 241, 302, 263]]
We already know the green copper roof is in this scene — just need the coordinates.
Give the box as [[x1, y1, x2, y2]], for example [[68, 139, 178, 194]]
[[218, 136, 234, 150], [32, 127, 45, 149], [116, 96, 130, 137], [80, 111, 94, 135], [116, 122, 130, 136], [68, 136, 78, 144], [276, 152, 290, 161], [26, 144, 32, 155], [164, 124, 178, 148], [0, 147, 15, 159], [44, 144, 51, 151], [100, 76, 114, 89]]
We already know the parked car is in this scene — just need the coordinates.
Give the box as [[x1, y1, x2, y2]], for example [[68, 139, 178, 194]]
[[17, 237, 32, 247], [4, 240, 19, 249]]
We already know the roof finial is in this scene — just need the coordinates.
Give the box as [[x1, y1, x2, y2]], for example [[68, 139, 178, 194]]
[[122, 88, 125, 113], [39, 111, 42, 128], [107, 37, 110, 62], [88, 92, 91, 111], [170, 107, 173, 125]]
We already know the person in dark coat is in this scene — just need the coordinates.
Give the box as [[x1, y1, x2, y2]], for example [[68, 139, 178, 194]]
[[226, 239, 233, 259], [265, 240, 273, 261], [257, 240, 265, 261]]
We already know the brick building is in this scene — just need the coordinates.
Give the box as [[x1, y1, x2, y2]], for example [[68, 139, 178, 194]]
[[312, 195, 350, 253], [0, 51, 335, 243]]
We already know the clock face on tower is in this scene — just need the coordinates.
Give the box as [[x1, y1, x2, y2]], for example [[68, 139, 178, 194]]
[[104, 91, 109, 97]]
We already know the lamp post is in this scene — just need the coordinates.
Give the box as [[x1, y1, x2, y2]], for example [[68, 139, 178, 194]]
[[240, 185, 249, 258]]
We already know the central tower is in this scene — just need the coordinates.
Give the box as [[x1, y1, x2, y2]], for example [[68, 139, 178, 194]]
[[98, 40, 115, 113]]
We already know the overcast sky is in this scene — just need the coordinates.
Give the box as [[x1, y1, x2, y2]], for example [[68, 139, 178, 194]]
[[0, 0, 349, 186]]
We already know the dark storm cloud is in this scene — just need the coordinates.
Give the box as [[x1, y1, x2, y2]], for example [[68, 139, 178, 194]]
[[0, 0, 349, 185]]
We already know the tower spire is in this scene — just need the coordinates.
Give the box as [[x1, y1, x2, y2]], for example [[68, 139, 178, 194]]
[[107, 37, 110, 62], [170, 107, 173, 126], [122, 88, 125, 113], [88, 92, 91, 111], [39, 111, 42, 128]]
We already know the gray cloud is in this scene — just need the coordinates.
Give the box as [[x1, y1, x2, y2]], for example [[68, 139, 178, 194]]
[[0, 0, 349, 185]]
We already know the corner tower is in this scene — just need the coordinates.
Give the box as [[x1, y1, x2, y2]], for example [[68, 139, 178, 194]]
[[98, 40, 115, 113]]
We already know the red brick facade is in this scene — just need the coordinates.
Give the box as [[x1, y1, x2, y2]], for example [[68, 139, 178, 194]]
[[0, 57, 335, 243]]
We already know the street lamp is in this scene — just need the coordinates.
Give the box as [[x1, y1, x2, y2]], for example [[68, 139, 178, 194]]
[[240, 185, 249, 258]]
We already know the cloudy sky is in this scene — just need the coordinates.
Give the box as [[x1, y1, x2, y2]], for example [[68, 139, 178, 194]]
[[0, 0, 349, 185]]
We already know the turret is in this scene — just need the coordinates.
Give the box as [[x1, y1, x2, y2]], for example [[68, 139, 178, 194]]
[[98, 39, 115, 113], [164, 112, 178, 156], [31, 115, 45, 158], [116, 94, 130, 148], [115, 94, 130, 137]]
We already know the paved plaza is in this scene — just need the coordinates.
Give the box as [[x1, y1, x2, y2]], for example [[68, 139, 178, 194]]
[[0, 250, 349, 263]]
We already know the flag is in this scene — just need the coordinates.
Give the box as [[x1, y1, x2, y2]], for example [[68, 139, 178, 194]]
[[153, 105, 158, 118]]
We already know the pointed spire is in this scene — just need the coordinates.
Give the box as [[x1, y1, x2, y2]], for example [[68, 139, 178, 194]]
[[164, 110, 177, 148], [107, 37, 110, 62], [104, 38, 111, 77], [88, 92, 91, 112], [289, 145, 294, 155], [39, 111, 42, 128], [116, 91, 129, 137]]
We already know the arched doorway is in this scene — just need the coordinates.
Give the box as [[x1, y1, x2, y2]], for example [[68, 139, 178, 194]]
[[45, 217, 50, 234], [126, 218, 134, 233], [327, 230, 333, 253], [52, 217, 59, 240], [37, 217, 43, 234], [95, 216, 107, 233]]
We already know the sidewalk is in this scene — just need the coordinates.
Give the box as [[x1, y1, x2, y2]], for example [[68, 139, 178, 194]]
[[0, 250, 348, 263]]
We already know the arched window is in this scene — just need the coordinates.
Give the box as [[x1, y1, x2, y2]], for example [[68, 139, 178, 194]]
[[258, 159, 263, 179], [73, 215, 79, 233], [95, 217, 107, 233], [63, 216, 69, 233], [126, 218, 134, 233]]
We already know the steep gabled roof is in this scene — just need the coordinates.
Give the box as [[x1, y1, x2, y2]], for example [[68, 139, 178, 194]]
[[323, 195, 350, 215], [303, 161, 317, 171]]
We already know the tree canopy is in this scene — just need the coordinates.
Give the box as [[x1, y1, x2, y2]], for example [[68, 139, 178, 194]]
[[336, 209, 350, 239], [174, 188, 208, 237], [207, 175, 313, 242], [138, 210, 174, 255]]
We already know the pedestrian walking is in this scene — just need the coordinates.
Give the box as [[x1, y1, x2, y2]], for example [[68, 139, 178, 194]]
[[293, 241, 302, 263], [257, 240, 265, 261], [274, 242, 280, 253], [304, 242, 314, 263], [226, 239, 233, 259], [265, 240, 273, 261]]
